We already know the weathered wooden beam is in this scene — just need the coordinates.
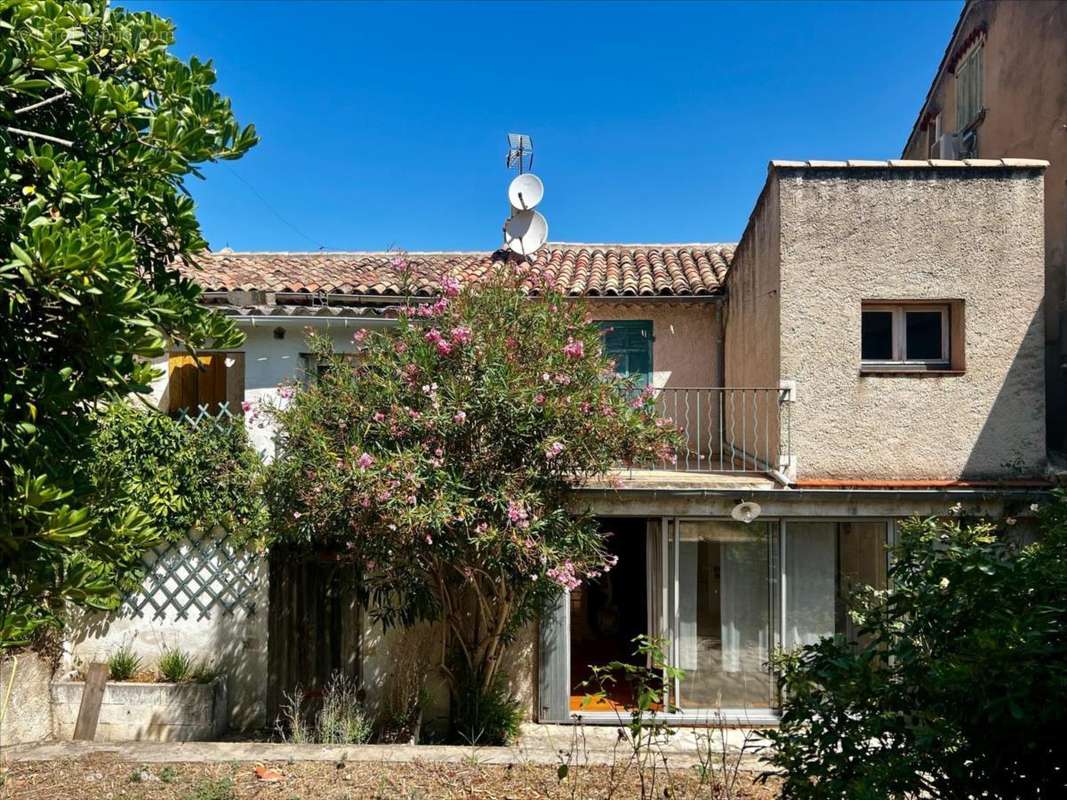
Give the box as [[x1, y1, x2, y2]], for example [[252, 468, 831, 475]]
[[73, 662, 108, 740]]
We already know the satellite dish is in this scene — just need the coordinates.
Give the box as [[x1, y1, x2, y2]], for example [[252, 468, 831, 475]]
[[504, 209, 548, 255], [508, 173, 544, 210], [730, 501, 762, 524]]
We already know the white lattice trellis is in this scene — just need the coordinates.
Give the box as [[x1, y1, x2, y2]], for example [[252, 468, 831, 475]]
[[125, 531, 260, 620]]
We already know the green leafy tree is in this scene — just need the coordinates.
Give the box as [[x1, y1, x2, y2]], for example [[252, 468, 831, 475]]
[[763, 500, 1067, 799], [0, 1, 256, 648], [265, 262, 679, 739]]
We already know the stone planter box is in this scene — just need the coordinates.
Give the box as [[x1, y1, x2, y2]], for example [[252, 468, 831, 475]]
[[51, 678, 227, 742]]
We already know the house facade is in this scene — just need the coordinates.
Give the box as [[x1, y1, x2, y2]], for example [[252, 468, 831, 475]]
[[65, 159, 1050, 732], [901, 0, 1067, 449]]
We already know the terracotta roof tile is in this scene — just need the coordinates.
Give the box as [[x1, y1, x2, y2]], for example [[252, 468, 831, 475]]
[[185, 244, 735, 298]]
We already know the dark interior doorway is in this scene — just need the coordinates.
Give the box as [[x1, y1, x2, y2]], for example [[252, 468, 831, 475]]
[[569, 517, 647, 710]]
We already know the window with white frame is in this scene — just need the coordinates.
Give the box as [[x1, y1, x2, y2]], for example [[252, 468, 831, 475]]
[[861, 303, 951, 369], [955, 38, 984, 132]]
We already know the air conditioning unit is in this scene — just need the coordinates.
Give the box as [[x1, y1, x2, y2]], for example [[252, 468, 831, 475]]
[[939, 133, 960, 159]]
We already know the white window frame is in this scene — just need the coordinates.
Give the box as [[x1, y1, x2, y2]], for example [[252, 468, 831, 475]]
[[861, 303, 950, 369]]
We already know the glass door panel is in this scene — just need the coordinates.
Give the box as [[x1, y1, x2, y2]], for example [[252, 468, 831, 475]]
[[783, 521, 889, 648], [671, 520, 773, 709]]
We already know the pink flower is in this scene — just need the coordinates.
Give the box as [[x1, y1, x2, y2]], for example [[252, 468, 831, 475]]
[[507, 500, 528, 526], [293, 511, 302, 520], [435, 339, 453, 356], [352, 328, 369, 343], [534, 393, 546, 406], [563, 338, 584, 359], [373, 411, 386, 423], [391, 255, 407, 269], [450, 325, 472, 345], [545, 441, 564, 459], [453, 410, 467, 424], [241, 400, 253, 413], [395, 340, 408, 355], [441, 275, 461, 298], [425, 328, 444, 344], [357, 452, 374, 470]]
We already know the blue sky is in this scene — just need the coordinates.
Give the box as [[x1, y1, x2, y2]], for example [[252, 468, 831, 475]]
[[129, 0, 960, 252]]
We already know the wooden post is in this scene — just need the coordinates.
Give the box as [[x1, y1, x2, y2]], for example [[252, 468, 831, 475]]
[[73, 662, 108, 741]]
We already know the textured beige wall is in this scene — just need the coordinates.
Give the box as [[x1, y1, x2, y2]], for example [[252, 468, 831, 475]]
[[583, 301, 720, 389], [723, 182, 783, 469], [0, 653, 54, 745], [902, 0, 1067, 447], [724, 182, 781, 392], [775, 165, 1046, 479]]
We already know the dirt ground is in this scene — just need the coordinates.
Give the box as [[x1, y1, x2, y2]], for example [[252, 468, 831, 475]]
[[1, 756, 780, 800]]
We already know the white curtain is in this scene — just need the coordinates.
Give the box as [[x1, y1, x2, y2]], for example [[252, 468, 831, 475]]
[[720, 536, 770, 673], [784, 522, 837, 649], [677, 539, 699, 670]]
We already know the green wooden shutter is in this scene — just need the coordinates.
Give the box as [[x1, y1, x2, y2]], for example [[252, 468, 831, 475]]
[[599, 321, 653, 387]]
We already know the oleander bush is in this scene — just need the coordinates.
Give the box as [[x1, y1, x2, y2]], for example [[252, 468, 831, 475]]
[[265, 259, 679, 741]]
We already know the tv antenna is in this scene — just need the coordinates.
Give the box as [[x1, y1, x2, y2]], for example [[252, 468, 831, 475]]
[[503, 133, 548, 256], [506, 133, 534, 173]]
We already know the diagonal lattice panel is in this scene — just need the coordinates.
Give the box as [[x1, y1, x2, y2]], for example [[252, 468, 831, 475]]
[[125, 531, 260, 620]]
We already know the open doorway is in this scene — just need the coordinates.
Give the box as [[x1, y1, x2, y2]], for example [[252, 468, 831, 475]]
[[568, 517, 647, 710]]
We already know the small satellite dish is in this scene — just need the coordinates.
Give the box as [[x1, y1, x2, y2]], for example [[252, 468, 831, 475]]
[[508, 173, 544, 210], [504, 209, 548, 255], [730, 500, 762, 524]]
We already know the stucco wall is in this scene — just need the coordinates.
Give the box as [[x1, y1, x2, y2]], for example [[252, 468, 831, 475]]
[[902, 0, 1067, 447], [0, 653, 54, 745], [775, 164, 1046, 479], [723, 181, 783, 469], [583, 301, 720, 389]]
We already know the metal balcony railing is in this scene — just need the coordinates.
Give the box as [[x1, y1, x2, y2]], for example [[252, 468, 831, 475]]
[[644, 387, 791, 476]]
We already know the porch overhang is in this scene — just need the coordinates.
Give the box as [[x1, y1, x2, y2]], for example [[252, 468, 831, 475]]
[[570, 483, 1051, 519]]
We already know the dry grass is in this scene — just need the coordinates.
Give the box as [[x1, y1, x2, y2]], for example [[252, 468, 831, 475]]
[[1, 756, 779, 800]]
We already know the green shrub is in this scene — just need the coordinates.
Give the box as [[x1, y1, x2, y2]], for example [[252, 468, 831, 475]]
[[158, 647, 196, 683], [88, 401, 267, 546], [452, 670, 524, 746], [316, 673, 372, 745], [191, 660, 221, 685], [762, 496, 1067, 798], [107, 644, 142, 681], [182, 777, 235, 800], [276, 674, 371, 745]]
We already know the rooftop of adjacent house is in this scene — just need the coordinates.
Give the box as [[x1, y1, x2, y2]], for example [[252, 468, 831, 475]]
[[185, 243, 736, 300]]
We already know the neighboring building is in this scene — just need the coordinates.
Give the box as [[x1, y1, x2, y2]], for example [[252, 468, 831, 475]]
[[901, 0, 1067, 449], [66, 159, 1051, 733]]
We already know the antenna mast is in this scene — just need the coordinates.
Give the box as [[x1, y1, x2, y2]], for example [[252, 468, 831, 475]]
[[502, 133, 548, 256]]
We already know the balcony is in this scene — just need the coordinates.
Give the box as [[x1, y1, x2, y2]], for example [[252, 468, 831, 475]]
[[588, 387, 793, 492]]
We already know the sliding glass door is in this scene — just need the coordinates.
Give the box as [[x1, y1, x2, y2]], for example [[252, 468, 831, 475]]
[[667, 520, 777, 711], [542, 516, 890, 722]]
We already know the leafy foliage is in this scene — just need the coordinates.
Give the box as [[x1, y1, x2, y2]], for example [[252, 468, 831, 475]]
[[157, 645, 195, 683], [265, 262, 678, 734], [87, 401, 266, 545], [578, 636, 684, 800], [763, 498, 1067, 799], [106, 642, 141, 681], [0, 1, 256, 648]]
